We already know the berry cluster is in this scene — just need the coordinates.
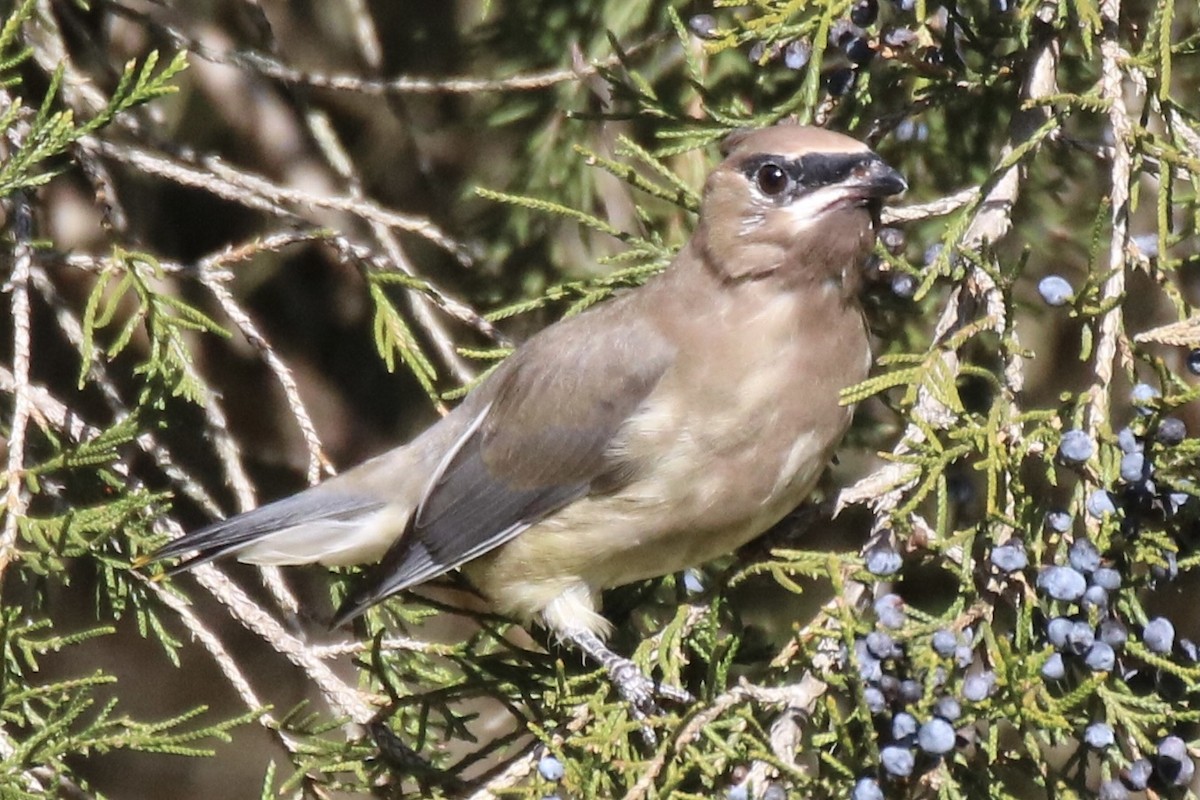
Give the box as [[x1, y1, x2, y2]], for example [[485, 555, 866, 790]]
[[845, 388, 1197, 796], [689, 0, 993, 103], [1060, 411, 1191, 535], [845, 587, 1002, 795], [1089, 734, 1196, 799], [1022, 408, 1196, 794], [1033, 529, 1126, 678]]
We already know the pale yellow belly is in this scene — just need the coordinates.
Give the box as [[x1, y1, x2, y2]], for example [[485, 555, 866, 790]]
[[464, 416, 840, 629]]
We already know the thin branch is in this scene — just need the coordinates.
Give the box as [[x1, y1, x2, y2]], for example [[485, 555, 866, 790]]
[[338, 0, 383, 70], [28, 264, 224, 515], [104, 0, 654, 95], [836, 9, 1060, 525], [141, 572, 304, 754], [188, 562, 380, 724], [1086, 0, 1135, 438], [880, 186, 980, 224], [198, 272, 332, 486], [328, 233, 510, 345], [309, 636, 455, 659], [0, 365, 98, 446], [0, 190, 34, 584], [1167, 108, 1200, 162], [0, 360, 308, 756], [184, 371, 302, 618], [301, 103, 475, 385], [86, 137, 473, 265]]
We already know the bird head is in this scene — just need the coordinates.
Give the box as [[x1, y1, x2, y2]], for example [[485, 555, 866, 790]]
[[697, 125, 906, 285]]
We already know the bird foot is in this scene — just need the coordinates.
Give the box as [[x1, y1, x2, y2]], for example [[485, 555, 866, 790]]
[[563, 626, 694, 745], [606, 655, 694, 746]]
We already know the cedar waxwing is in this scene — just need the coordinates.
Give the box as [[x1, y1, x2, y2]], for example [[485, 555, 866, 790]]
[[151, 123, 906, 726]]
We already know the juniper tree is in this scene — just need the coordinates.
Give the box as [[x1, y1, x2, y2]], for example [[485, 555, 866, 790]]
[[1, 1, 1199, 798]]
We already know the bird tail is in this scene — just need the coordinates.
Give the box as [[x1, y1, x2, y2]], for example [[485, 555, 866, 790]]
[[148, 488, 392, 574]]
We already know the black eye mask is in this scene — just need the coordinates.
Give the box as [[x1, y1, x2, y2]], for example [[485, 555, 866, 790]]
[[738, 152, 881, 194]]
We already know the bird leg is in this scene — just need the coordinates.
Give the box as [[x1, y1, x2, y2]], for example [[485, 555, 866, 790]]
[[563, 627, 693, 743]]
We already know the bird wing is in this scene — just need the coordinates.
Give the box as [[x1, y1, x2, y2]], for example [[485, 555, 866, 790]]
[[154, 489, 387, 574], [334, 303, 675, 623]]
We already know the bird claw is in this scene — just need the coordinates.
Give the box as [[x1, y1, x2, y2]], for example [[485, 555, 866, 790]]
[[563, 626, 694, 744], [606, 656, 694, 745]]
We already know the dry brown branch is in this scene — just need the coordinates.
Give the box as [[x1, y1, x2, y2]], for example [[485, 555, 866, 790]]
[[28, 263, 226, 515], [309, 636, 456, 659], [174, 366, 303, 616], [1168, 108, 1200, 162], [141, 572, 304, 753], [1136, 317, 1200, 348], [879, 186, 980, 225], [328, 233, 511, 345], [0, 362, 313, 754], [0, 366, 98, 445], [837, 8, 1060, 523], [339, 0, 384, 69]]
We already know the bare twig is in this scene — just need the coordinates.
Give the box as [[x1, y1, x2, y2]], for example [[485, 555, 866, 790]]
[[309, 636, 455, 659], [0, 366, 98, 445], [87, 137, 473, 265], [29, 264, 223, 516], [0, 190, 34, 583], [198, 272, 332, 485], [141, 573, 304, 754], [0, 360, 314, 754], [1167, 108, 1200, 162], [302, 106, 475, 385], [880, 186, 980, 224], [338, 0, 383, 70], [619, 677, 831, 800], [105, 0, 653, 96], [837, 10, 1060, 524], [188, 563, 379, 724], [182, 370, 302, 617], [328, 233, 510, 345], [1086, 0, 1136, 437], [1135, 317, 1200, 348]]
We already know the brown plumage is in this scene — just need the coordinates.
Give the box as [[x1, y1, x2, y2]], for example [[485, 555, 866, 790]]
[[151, 123, 905, 724]]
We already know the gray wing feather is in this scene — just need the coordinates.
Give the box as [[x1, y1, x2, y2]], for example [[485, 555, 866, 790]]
[[157, 490, 385, 574], [334, 300, 675, 623]]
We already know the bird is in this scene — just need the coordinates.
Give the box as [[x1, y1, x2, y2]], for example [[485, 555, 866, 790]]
[[150, 123, 906, 729]]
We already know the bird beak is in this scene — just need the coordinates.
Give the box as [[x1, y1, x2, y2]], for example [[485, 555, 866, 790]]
[[850, 157, 907, 199]]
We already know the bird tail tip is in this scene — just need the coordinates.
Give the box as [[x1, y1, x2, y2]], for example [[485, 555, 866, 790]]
[[328, 594, 371, 631]]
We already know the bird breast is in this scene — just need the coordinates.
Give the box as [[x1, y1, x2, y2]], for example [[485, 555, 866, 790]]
[[468, 279, 869, 620]]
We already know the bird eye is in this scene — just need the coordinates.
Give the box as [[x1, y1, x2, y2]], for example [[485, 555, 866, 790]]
[[755, 163, 790, 196]]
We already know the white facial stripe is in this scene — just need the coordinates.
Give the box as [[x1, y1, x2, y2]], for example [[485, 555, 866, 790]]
[[738, 179, 866, 240], [782, 185, 864, 230]]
